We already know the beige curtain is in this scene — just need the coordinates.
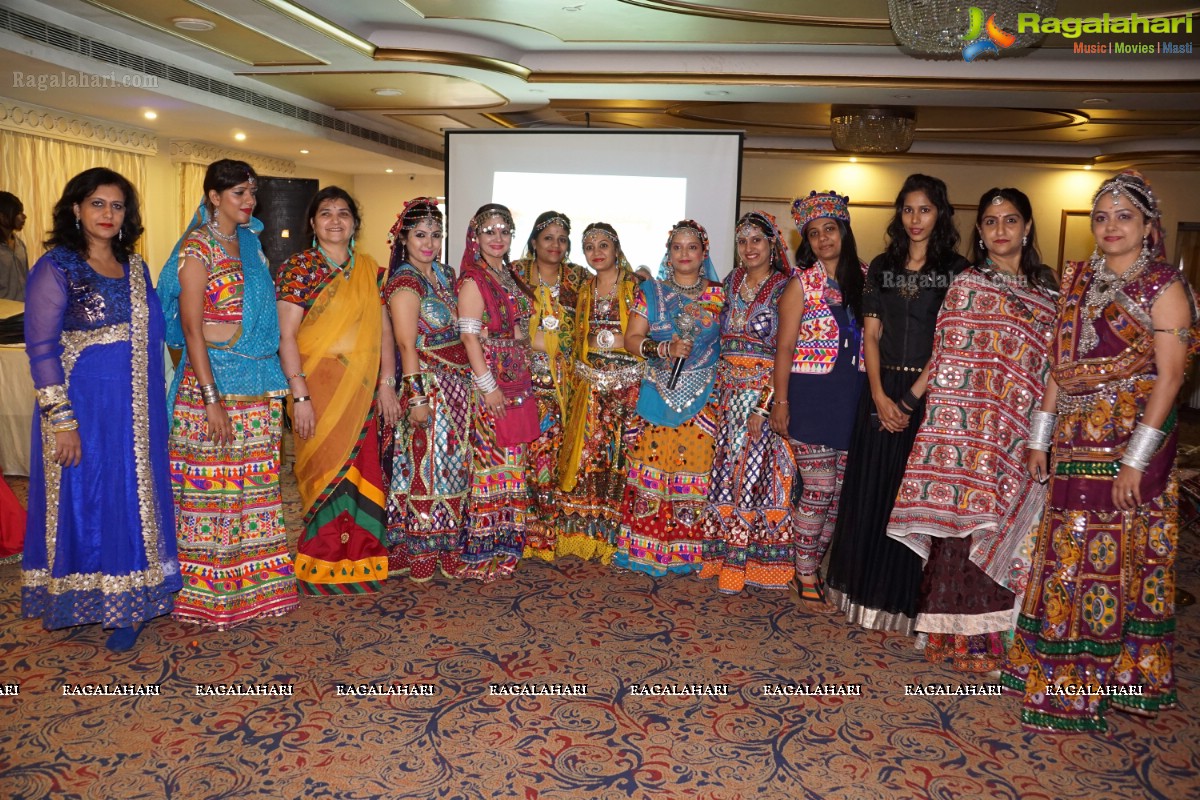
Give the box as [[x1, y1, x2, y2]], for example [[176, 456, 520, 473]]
[[0, 129, 147, 263], [177, 161, 207, 234]]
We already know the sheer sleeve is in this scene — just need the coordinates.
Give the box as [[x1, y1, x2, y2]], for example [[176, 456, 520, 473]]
[[24, 254, 69, 391], [862, 256, 884, 319]]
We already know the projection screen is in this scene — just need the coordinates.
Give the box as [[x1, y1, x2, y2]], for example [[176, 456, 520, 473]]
[[445, 130, 744, 274]]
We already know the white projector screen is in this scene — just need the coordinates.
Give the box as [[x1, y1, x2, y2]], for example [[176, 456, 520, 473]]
[[445, 130, 743, 275]]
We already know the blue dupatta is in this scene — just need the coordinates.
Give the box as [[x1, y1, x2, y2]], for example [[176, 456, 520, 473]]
[[157, 204, 285, 405]]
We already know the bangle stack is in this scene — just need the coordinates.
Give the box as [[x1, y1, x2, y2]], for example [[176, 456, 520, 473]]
[[639, 338, 658, 359], [897, 389, 920, 415], [402, 372, 426, 397], [1026, 410, 1056, 452], [1121, 422, 1166, 472], [473, 370, 499, 395], [459, 317, 483, 335], [199, 383, 220, 405], [45, 402, 79, 432], [658, 340, 670, 359]]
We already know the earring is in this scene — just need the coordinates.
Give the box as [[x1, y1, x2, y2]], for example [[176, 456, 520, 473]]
[[312, 236, 317, 248], [349, 235, 356, 252], [213, 208, 219, 223], [1021, 234, 1027, 246], [118, 229, 124, 242], [75, 218, 81, 230], [978, 238, 984, 251], [1141, 235, 1151, 259]]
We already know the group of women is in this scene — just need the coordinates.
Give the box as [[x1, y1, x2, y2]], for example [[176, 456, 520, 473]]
[[17, 159, 1194, 735]]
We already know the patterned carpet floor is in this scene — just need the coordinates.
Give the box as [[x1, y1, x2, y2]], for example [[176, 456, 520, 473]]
[[2, 435, 1200, 799]]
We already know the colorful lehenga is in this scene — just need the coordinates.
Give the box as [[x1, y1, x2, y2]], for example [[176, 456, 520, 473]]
[[887, 265, 1057, 672], [458, 260, 538, 581], [276, 248, 389, 594], [22, 248, 181, 629], [1002, 257, 1197, 731], [701, 268, 796, 593], [557, 268, 643, 562], [383, 261, 472, 581], [160, 217, 299, 629], [615, 279, 723, 576], [513, 256, 585, 561]]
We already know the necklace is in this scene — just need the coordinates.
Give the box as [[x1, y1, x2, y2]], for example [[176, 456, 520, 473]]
[[1078, 249, 1150, 354], [318, 244, 355, 279], [667, 274, 704, 298], [208, 220, 237, 242], [739, 269, 768, 304], [537, 264, 562, 331], [594, 276, 618, 317]]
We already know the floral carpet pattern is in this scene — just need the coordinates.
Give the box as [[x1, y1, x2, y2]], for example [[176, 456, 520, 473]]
[[1, 453, 1199, 799]]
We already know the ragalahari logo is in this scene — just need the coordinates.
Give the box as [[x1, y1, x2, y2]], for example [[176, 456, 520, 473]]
[[961, 7, 1017, 61]]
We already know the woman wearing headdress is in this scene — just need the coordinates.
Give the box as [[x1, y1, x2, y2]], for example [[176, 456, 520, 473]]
[[276, 186, 393, 594], [512, 211, 586, 561], [556, 222, 643, 563], [616, 220, 724, 576], [159, 159, 299, 628], [771, 191, 866, 610], [823, 173, 968, 633], [701, 211, 796, 594], [888, 187, 1058, 672], [383, 197, 472, 581], [1003, 171, 1197, 732], [457, 203, 539, 581], [0, 190, 28, 300], [22, 167, 179, 651]]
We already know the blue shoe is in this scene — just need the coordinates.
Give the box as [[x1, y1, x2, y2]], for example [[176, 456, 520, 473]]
[[105, 622, 146, 652]]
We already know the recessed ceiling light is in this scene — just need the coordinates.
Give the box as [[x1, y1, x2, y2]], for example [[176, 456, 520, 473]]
[[849, 157, 858, 163], [563, 4, 584, 11], [385, 168, 394, 173], [143, 110, 157, 120], [172, 17, 216, 32], [373, 88, 405, 97], [1082, 97, 1110, 105], [234, 132, 246, 141], [299, 149, 309, 154]]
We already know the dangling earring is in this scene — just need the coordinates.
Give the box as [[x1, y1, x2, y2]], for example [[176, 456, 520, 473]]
[[349, 235, 356, 252], [978, 238, 984, 251], [312, 236, 317, 248], [1141, 235, 1151, 260], [118, 228, 124, 242], [1021, 234, 1027, 246], [75, 218, 81, 230]]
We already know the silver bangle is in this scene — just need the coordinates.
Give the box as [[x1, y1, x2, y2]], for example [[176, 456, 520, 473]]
[[199, 383, 220, 405], [459, 317, 483, 335], [1121, 422, 1166, 472], [473, 370, 499, 394], [1026, 410, 1056, 452]]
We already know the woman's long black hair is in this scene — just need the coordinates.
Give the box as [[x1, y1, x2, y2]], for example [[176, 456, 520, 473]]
[[878, 173, 960, 288]]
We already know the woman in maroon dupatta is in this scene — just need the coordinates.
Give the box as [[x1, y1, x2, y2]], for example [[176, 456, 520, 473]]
[[1003, 171, 1198, 732]]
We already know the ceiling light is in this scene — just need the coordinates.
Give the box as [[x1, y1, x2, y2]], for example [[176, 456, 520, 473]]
[[299, 149, 309, 154], [1082, 97, 1110, 106], [830, 105, 916, 154], [373, 88, 405, 97], [143, 110, 157, 120], [888, 0, 1056, 57], [704, 90, 730, 97], [1084, 165, 1093, 170], [385, 168, 394, 174], [563, 4, 585, 11], [172, 17, 216, 32], [849, 157, 858, 163], [234, 132, 246, 141]]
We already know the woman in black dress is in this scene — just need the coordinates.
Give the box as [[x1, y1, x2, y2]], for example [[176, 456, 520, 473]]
[[823, 174, 967, 633]]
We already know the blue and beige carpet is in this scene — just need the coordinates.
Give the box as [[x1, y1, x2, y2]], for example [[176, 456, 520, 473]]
[[1, 469, 1198, 799]]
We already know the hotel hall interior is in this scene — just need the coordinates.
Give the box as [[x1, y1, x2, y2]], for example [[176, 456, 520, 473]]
[[1, 2, 1199, 799]]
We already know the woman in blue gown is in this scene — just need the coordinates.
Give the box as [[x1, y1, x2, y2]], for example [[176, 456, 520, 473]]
[[22, 167, 180, 651]]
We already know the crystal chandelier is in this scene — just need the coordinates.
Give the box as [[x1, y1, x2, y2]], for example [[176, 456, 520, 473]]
[[830, 106, 916, 154], [888, 0, 1057, 57]]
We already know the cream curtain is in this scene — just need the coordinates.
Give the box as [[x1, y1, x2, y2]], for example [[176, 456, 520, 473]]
[[0, 129, 147, 264], [177, 161, 207, 234]]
